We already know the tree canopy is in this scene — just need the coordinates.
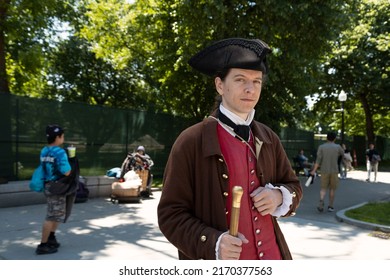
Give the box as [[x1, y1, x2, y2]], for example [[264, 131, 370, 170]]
[[306, 0, 390, 143], [0, 0, 388, 140], [79, 0, 356, 131]]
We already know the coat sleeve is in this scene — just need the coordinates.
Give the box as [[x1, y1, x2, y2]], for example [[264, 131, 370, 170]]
[[157, 127, 223, 260]]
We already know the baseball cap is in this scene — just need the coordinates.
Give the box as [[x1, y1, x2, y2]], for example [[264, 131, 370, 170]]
[[46, 125, 64, 138]]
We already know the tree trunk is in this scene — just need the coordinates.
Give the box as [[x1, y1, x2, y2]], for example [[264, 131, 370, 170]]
[[359, 92, 375, 145], [0, 1, 14, 182], [0, 0, 10, 94]]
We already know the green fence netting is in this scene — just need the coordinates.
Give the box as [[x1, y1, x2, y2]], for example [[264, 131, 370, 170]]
[[1, 94, 389, 182], [0, 95, 194, 181]]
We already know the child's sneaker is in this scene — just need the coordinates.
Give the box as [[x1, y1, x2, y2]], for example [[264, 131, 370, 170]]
[[36, 243, 58, 255], [47, 237, 61, 248]]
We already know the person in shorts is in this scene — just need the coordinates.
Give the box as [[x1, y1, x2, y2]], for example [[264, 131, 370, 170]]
[[35, 125, 71, 255], [310, 132, 344, 212], [365, 143, 380, 182]]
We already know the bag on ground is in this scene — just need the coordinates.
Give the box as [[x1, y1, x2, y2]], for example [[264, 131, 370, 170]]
[[75, 181, 89, 203]]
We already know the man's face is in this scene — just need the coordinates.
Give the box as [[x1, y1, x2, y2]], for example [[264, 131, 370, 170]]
[[215, 68, 263, 120]]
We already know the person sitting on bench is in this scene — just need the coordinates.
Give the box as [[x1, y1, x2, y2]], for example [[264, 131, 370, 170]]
[[294, 149, 312, 176]]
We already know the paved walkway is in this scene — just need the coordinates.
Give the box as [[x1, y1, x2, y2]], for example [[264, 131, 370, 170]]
[[0, 170, 389, 260]]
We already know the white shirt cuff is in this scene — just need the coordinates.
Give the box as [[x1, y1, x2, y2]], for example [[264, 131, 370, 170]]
[[265, 183, 293, 217]]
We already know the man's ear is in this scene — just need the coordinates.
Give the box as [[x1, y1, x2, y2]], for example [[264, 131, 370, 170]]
[[215, 77, 223, 96]]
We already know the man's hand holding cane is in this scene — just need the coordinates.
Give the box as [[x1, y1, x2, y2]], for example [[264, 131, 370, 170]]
[[218, 186, 248, 260]]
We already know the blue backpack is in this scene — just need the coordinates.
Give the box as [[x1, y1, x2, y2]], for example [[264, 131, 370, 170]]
[[29, 164, 45, 192]]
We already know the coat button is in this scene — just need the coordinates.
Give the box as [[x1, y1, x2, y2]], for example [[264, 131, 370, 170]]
[[223, 192, 228, 197], [200, 235, 207, 242], [219, 158, 224, 162], [292, 192, 297, 198], [222, 174, 228, 179]]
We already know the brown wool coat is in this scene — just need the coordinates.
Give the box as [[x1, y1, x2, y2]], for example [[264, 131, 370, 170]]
[[157, 111, 303, 260]]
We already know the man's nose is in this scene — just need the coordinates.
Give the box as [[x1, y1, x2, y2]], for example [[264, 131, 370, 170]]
[[245, 82, 255, 93]]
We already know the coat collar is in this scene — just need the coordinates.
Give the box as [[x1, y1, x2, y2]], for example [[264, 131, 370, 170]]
[[202, 110, 273, 158]]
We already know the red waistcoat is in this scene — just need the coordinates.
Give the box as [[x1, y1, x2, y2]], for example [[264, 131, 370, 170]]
[[218, 125, 282, 260]]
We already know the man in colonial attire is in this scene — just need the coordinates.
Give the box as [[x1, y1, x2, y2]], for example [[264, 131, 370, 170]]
[[157, 38, 302, 260]]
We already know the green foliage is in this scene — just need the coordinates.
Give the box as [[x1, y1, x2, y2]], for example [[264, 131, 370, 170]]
[[1, 0, 77, 95], [79, 0, 355, 128], [44, 36, 150, 109], [2, 0, 388, 140], [309, 0, 390, 141]]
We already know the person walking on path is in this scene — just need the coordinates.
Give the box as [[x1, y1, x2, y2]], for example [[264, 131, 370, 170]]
[[310, 132, 344, 212], [366, 143, 380, 183], [341, 143, 354, 178], [35, 125, 72, 255], [158, 38, 302, 260]]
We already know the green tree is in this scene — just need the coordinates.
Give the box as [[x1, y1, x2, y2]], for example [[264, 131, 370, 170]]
[[312, 0, 390, 143], [0, 0, 75, 181], [0, 0, 77, 96], [81, 0, 355, 130], [45, 36, 149, 109]]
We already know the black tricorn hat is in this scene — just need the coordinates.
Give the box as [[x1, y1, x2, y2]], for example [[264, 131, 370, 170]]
[[188, 38, 271, 76]]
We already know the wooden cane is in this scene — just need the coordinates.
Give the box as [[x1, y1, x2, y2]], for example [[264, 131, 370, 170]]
[[229, 186, 243, 237]]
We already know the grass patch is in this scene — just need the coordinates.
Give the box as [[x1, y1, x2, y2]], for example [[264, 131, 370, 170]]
[[345, 202, 390, 226], [152, 176, 163, 189]]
